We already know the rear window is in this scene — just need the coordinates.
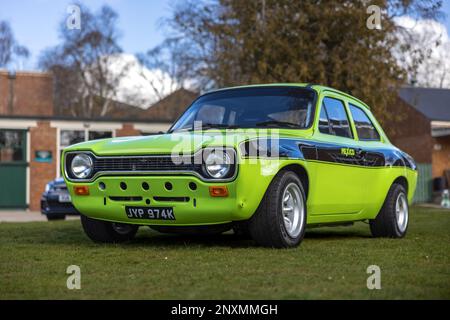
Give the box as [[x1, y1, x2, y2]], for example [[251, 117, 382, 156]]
[[349, 104, 380, 141]]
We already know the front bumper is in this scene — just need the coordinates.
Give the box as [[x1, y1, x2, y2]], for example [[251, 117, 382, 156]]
[[66, 175, 251, 226], [41, 194, 79, 215]]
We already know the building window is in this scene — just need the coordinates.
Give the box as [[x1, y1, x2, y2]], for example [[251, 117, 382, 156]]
[[58, 129, 113, 176], [88, 131, 113, 140], [140, 131, 160, 136], [60, 130, 112, 150], [0, 130, 26, 162], [60, 130, 85, 148]]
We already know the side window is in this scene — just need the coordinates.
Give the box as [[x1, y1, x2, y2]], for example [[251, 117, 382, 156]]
[[318, 104, 331, 134], [349, 104, 380, 140], [322, 97, 353, 138]]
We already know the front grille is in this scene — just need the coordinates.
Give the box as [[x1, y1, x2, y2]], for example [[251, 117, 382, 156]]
[[64, 150, 237, 181], [93, 156, 201, 172]]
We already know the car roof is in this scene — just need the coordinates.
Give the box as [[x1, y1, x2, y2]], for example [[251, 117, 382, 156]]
[[203, 83, 371, 110]]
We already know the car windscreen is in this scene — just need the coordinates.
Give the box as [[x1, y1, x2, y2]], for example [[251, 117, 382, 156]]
[[169, 86, 316, 132]]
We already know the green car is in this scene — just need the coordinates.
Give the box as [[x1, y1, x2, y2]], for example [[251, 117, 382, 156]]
[[62, 84, 417, 248]]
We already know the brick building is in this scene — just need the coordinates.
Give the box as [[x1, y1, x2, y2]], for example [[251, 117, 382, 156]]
[[0, 71, 197, 211], [384, 87, 450, 202]]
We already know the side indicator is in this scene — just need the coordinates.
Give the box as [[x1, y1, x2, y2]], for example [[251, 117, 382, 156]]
[[74, 185, 90, 196], [209, 186, 229, 197]]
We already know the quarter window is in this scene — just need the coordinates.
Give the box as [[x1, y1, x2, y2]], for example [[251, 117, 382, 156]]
[[349, 104, 380, 141], [321, 97, 353, 138]]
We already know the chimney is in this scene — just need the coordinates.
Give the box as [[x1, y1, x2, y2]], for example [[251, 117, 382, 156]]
[[8, 70, 16, 115]]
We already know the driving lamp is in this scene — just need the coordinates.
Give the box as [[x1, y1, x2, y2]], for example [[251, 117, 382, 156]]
[[204, 151, 232, 179], [70, 154, 94, 179]]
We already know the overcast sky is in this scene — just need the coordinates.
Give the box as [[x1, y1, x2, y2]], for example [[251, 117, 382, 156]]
[[0, 0, 449, 70]]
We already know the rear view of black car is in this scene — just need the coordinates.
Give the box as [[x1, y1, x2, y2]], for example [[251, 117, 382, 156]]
[[41, 178, 79, 220]]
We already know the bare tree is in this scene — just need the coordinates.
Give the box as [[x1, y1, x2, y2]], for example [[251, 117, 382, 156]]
[[162, 0, 444, 124], [137, 39, 189, 104], [39, 4, 131, 117], [395, 17, 450, 88], [0, 21, 29, 69]]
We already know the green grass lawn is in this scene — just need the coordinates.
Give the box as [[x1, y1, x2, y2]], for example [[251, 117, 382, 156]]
[[0, 206, 449, 299]]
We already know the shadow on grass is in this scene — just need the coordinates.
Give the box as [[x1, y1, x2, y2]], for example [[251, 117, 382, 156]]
[[305, 228, 372, 240], [5, 220, 372, 249], [132, 232, 258, 248]]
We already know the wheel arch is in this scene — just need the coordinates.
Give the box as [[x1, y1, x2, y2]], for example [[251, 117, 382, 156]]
[[279, 163, 309, 199], [393, 175, 408, 194]]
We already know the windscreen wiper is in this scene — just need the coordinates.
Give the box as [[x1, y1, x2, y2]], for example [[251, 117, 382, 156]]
[[255, 120, 302, 128], [195, 123, 239, 130]]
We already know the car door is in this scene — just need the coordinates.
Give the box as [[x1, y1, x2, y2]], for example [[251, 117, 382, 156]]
[[347, 101, 387, 212], [308, 94, 366, 215]]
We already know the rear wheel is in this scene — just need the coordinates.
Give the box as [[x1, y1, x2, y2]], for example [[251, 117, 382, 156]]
[[248, 170, 307, 248], [80, 214, 139, 243], [370, 183, 409, 238]]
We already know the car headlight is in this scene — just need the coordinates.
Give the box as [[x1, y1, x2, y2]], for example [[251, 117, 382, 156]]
[[204, 150, 232, 179], [45, 183, 52, 192], [70, 154, 94, 179]]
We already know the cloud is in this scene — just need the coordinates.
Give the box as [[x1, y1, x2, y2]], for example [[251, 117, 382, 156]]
[[107, 53, 178, 108], [395, 16, 450, 88]]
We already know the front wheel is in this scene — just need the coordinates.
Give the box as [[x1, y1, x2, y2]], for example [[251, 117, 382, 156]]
[[370, 183, 409, 238], [80, 215, 139, 243], [248, 170, 307, 248]]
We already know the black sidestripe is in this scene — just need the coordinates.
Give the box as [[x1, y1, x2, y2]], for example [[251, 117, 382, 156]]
[[239, 138, 417, 170]]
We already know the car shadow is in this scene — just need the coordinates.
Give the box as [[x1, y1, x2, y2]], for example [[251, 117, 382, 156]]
[[10, 222, 372, 248], [131, 231, 258, 248], [305, 228, 372, 240], [130, 228, 372, 248]]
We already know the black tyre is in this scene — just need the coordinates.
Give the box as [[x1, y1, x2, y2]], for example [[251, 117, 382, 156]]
[[232, 221, 252, 239], [46, 213, 66, 221], [370, 183, 409, 238], [248, 170, 307, 248], [80, 214, 139, 243]]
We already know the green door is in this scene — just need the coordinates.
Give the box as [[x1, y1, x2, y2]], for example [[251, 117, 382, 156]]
[[0, 129, 27, 208], [413, 163, 432, 203]]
